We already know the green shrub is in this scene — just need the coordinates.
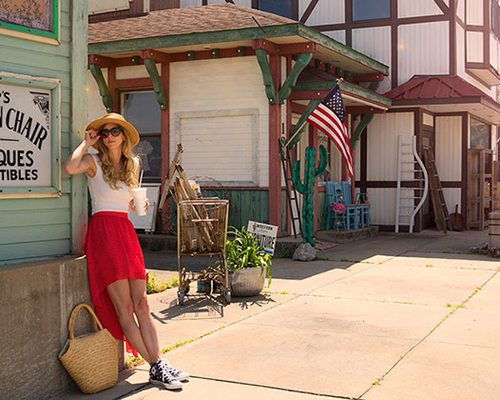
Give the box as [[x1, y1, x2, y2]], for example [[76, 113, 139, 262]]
[[146, 271, 178, 294], [225, 226, 272, 284]]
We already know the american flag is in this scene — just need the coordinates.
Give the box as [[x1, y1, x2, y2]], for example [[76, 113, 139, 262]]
[[306, 86, 354, 177]]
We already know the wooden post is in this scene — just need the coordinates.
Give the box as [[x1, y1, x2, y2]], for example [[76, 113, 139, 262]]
[[268, 54, 282, 234], [160, 61, 170, 233], [70, 0, 89, 254]]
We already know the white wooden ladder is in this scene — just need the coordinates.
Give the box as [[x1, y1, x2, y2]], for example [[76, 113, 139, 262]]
[[395, 136, 429, 233]]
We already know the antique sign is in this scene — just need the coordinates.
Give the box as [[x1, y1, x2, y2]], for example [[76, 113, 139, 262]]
[[247, 220, 278, 256], [0, 74, 60, 195], [0, 0, 59, 41]]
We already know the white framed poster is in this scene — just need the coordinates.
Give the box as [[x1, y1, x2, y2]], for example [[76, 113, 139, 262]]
[[0, 72, 61, 199], [129, 184, 161, 233]]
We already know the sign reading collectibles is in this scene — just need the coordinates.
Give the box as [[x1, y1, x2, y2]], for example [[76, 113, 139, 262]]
[[0, 74, 61, 196]]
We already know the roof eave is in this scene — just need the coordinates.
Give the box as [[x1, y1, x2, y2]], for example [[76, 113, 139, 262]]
[[88, 23, 389, 76]]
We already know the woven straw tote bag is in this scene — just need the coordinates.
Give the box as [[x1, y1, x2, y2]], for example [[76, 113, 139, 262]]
[[59, 303, 118, 394]]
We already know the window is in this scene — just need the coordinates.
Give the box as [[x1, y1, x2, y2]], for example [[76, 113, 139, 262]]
[[492, 0, 500, 38], [352, 0, 391, 21], [255, 0, 297, 20], [122, 91, 162, 181], [470, 118, 490, 149]]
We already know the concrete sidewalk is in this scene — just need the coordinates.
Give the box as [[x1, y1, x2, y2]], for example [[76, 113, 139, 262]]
[[56, 230, 500, 400]]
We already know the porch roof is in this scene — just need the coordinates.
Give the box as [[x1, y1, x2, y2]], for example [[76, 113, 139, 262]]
[[385, 75, 500, 124], [88, 4, 389, 77]]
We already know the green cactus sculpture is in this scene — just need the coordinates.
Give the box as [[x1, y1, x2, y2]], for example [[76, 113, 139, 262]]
[[292, 145, 327, 245]]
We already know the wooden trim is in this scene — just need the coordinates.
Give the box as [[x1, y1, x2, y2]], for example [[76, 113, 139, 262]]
[[461, 113, 468, 220], [433, 0, 450, 15], [345, 0, 352, 46], [312, 13, 448, 32], [449, 0, 457, 75], [300, 0, 320, 24], [360, 121, 367, 193], [115, 78, 152, 90], [391, 0, 398, 89], [291, 102, 307, 114]]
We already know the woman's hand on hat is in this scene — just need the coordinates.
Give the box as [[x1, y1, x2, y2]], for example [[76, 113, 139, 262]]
[[84, 129, 99, 147]]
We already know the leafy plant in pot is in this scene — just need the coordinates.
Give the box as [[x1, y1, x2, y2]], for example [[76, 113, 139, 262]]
[[225, 226, 272, 297]]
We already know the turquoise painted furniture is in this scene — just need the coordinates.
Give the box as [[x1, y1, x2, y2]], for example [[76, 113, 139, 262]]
[[325, 181, 371, 231]]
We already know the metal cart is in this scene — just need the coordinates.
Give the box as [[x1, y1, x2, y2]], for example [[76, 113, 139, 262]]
[[176, 199, 231, 305]]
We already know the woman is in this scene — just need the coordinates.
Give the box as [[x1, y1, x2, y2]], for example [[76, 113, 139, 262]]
[[64, 113, 188, 391]]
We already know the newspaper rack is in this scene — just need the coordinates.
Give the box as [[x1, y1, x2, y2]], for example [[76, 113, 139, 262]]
[[176, 199, 230, 305]]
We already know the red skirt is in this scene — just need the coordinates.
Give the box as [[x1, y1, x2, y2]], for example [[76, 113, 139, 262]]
[[84, 211, 147, 356]]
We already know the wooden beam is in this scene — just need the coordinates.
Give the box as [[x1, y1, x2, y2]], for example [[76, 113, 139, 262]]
[[142, 58, 168, 110], [255, 48, 277, 104], [291, 102, 306, 114], [346, 106, 386, 114], [352, 73, 384, 83], [115, 77, 152, 89], [252, 38, 279, 54], [278, 52, 313, 104], [88, 54, 115, 68], [290, 90, 330, 100], [88, 63, 113, 112], [277, 42, 316, 55], [140, 49, 171, 63]]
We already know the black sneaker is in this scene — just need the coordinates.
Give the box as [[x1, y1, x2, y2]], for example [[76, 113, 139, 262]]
[[149, 360, 183, 390], [165, 362, 190, 382]]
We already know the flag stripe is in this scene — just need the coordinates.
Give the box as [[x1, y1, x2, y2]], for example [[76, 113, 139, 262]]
[[312, 108, 353, 164], [306, 86, 354, 177]]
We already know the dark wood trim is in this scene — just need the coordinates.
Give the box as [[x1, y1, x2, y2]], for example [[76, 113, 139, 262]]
[[391, 0, 398, 89], [300, 0, 320, 24], [291, 102, 307, 114], [465, 25, 486, 32], [449, 0, 457, 75], [345, 0, 352, 46], [441, 182, 463, 187], [391, 96, 485, 106], [358, 181, 429, 188], [433, 0, 449, 15], [311, 13, 448, 32], [461, 112, 468, 220], [360, 120, 367, 193], [115, 78, 152, 90]]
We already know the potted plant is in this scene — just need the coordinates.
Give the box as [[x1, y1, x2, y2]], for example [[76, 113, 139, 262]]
[[225, 226, 272, 297]]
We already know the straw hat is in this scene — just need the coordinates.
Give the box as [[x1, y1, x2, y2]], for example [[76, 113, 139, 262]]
[[85, 113, 140, 148]]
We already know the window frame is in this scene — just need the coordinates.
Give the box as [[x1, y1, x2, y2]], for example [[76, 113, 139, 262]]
[[121, 90, 162, 183], [351, 0, 392, 22], [252, 0, 299, 20]]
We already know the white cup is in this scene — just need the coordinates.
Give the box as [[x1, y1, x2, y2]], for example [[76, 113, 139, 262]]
[[131, 187, 148, 216]]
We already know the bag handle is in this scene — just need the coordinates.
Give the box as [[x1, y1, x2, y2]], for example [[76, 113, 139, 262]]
[[67, 303, 103, 340]]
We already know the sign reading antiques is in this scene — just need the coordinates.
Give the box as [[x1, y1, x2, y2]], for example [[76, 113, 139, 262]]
[[247, 220, 278, 256], [0, 82, 52, 187]]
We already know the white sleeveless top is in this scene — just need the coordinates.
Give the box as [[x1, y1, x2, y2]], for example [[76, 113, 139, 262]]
[[87, 153, 135, 214]]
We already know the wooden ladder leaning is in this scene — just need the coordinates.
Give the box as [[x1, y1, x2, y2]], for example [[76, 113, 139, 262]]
[[422, 146, 450, 233], [279, 138, 302, 238]]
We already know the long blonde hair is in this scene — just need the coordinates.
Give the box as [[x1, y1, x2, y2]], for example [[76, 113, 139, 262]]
[[94, 129, 139, 189]]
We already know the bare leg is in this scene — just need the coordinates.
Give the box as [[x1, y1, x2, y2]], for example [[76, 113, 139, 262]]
[[129, 279, 161, 362], [106, 279, 154, 363]]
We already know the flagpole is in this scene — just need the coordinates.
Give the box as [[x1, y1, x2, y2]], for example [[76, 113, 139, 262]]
[[283, 78, 344, 149], [284, 119, 308, 148]]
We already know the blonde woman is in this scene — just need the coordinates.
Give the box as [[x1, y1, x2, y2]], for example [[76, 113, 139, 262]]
[[64, 113, 188, 390]]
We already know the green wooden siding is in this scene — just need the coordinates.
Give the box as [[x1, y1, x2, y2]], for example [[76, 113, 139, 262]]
[[0, 1, 88, 265], [203, 189, 269, 229]]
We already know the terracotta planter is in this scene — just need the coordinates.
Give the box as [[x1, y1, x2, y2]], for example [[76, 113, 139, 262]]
[[230, 267, 265, 297]]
